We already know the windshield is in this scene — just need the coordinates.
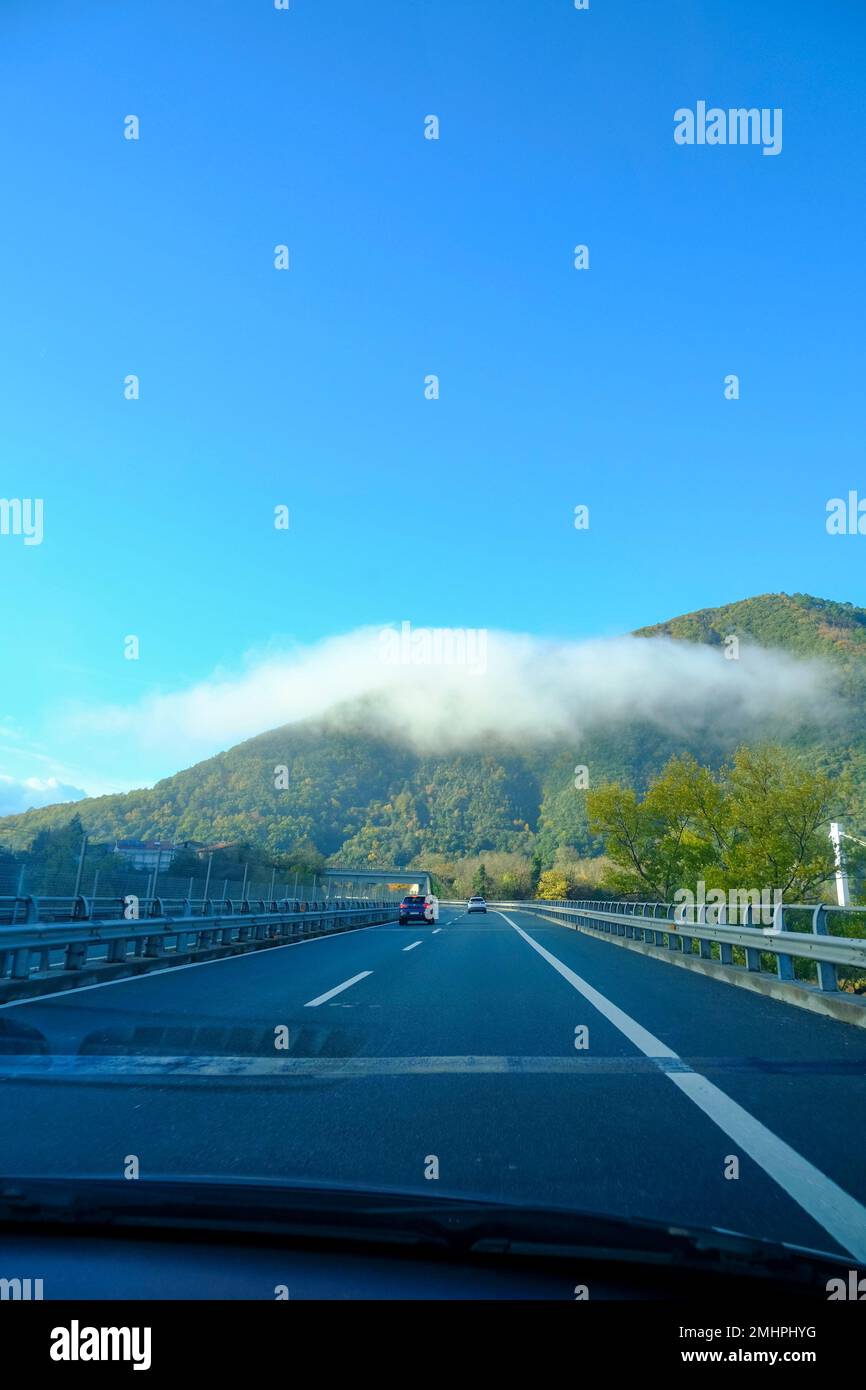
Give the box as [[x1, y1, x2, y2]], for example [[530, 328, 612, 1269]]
[[1, 0, 866, 1302]]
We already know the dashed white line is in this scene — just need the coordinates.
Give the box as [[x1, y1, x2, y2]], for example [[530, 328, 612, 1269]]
[[403, 941, 423, 952], [304, 971, 372, 1007], [498, 910, 866, 1263], [432, 928, 442, 935]]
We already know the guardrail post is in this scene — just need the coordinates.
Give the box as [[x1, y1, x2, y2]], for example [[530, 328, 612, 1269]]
[[742, 904, 762, 972], [108, 937, 128, 964], [716, 904, 733, 965], [64, 940, 87, 971], [11, 947, 31, 979], [696, 904, 712, 959], [812, 906, 837, 992]]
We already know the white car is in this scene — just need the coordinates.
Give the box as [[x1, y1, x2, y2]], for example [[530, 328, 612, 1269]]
[[423, 894, 439, 923], [466, 896, 487, 914]]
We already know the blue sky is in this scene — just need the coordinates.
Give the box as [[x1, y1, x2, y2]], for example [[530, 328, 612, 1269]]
[[0, 0, 864, 804]]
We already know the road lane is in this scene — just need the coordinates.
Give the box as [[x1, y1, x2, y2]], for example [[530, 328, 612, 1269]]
[[0, 919, 428, 1052], [504, 906, 866, 1216], [499, 910, 866, 1261]]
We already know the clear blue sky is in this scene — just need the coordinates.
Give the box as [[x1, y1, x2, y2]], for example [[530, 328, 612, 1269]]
[[0, 0, 864, 803]]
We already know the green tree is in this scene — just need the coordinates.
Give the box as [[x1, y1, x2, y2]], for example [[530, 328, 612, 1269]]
[[587, 745, 851, 902], [472, 862, 492, 896], [28, 814, 88, 878]]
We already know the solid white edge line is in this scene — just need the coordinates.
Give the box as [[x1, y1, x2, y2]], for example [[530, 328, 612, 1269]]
[[497, 910, 866, 1263], [303, 970, 373, 1008]]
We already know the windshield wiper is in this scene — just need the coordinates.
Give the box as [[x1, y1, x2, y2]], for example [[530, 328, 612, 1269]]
[[0, 1175, 852, 1290]]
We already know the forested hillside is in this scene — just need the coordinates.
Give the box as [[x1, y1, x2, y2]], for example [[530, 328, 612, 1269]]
[[1, 593, 863, 873]]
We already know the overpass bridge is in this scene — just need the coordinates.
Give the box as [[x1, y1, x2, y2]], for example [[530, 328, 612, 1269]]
[[1, 890, 866, 1267], [322, 867, 433, 897]]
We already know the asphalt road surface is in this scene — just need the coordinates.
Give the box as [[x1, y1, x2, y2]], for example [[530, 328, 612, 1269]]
[[2, 907, 866, 1260]]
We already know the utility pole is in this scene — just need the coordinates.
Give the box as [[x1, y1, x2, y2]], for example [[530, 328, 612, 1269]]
[[830, 822, 851, 908], [202, 852, 213, 911], [268, 866, 276, 903], [73, 831, 88, 899], [151, 844, 162, 905]]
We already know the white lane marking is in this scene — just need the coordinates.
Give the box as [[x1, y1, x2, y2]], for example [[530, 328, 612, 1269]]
[[304, 971, 372, 1007], [432, 928, 442, 935], [498, 911, 866, 1262], [0, 922, 389, 1011], [403, 940, 423, 952]]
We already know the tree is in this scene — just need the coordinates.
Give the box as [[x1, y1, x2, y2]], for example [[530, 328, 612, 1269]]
[[472, 862, 491, 896], [720, 746, 852, 899], [537, 870, 569, 900], [587, 745, 852, 902], [584, 766, 712, 901], [28, 814, 87, 879]]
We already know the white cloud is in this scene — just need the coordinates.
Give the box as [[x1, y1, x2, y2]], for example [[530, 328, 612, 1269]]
[[63, 625, 837, 768], [0, 775, 87, 816]]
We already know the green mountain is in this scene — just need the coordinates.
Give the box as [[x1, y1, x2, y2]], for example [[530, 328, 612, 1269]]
[[634, 591, 866, 662], [2, 593, 864, 868]]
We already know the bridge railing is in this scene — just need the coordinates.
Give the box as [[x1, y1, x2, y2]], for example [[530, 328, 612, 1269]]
[[0, 899, 398, 991], [0, 893, 380, 926], [494, 898, 866, 996]]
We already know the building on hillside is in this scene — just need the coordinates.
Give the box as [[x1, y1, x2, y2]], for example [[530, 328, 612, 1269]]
[[113, 839, 203, 872]]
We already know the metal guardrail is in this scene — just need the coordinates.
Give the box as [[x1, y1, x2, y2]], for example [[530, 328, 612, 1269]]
[[495, 898, 866, 995], [0, 898, 399, 986], [0, 893, 379, 926]]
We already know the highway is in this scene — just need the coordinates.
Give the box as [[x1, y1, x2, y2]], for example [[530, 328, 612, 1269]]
[[2, 905, 866, 1261]]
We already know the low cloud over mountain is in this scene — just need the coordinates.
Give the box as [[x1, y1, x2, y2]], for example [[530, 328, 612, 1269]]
[[64, 621, 835, 768]]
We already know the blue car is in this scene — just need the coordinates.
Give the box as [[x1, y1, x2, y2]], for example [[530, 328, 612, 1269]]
[[399, 895, 430, 925]]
